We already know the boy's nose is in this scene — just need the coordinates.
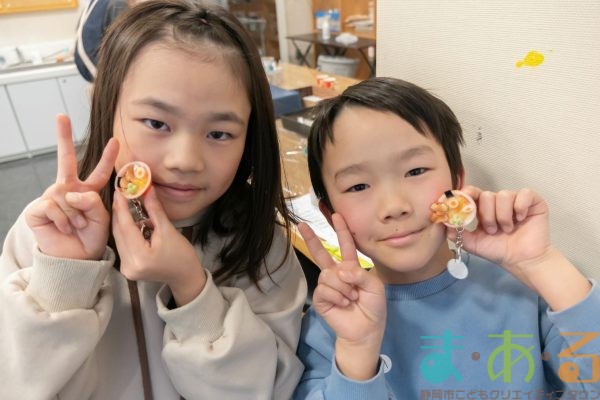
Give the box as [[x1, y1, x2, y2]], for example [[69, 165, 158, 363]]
[[377, 187, 412, 221]]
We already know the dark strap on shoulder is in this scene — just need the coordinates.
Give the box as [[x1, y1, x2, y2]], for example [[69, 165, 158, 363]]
[[128, 279, 154, 400], [127, 224, 197, 400]]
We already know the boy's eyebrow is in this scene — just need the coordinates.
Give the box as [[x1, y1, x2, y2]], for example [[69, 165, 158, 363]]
[[334, 145, 434, 181], [132, 97, 246, 126]]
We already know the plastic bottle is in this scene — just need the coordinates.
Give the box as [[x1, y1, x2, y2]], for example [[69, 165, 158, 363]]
[[321, 15, 331, 40], [330, 9, 340, 32]]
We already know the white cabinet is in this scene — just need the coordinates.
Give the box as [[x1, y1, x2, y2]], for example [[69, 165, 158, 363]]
[[0, 86, 28, 159], [0, 64, 90, 161], [7, 78, 67, 152], [58, 75, 90, 143]]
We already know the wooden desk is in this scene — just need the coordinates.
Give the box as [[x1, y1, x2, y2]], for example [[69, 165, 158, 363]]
[[275, 62, 360, 199], [273, 62, 361, 95], [286, 32, 376, 77]]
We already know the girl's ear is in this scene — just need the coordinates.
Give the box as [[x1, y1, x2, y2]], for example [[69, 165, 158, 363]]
[[318, 200, 334, 228]]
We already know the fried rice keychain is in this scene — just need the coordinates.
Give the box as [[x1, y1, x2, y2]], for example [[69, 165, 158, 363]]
[[115, 161, 153, 240], [430, 190, 478, 279]]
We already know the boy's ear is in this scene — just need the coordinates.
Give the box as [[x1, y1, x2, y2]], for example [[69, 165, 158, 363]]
[[318, 200, 334, 228]]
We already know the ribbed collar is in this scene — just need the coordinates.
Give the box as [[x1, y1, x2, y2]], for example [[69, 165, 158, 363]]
[[384, 254, 470, 301]]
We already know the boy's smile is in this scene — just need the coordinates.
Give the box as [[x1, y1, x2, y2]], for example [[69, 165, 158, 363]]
[[113, 42, 250, 223], [321, 106, 458, 284]]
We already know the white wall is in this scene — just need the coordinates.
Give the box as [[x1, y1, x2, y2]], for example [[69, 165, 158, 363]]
[[276, 0, 313, 63], [377, 0, 600, 280], [0, 2, 86, 47]]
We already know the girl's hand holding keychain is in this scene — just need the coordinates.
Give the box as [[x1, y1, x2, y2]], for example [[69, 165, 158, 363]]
[[25, 115, 120, 260], [114, 161, 153, 240], [112, 162, 206, 305]]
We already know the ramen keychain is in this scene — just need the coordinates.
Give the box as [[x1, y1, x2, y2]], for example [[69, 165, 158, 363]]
[[115, 161, 153, 240], [430, 190, 478, 279]]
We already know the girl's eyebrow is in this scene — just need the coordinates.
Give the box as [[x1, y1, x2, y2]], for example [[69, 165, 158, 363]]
[[132, 97, 246, 126], [133, 97, 180, 116], [207, 112, 246, 126]]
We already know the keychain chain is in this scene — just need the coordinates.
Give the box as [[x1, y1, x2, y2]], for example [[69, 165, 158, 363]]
[[447, 224, 468, 279], [454, 225, 464, 262], [129, 199, 153, 240]]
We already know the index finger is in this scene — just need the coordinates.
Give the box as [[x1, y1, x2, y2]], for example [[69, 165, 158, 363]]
[[55, 114, 78, 184], [331, 213, 359, 263], [84, 138, 120, 190], [460, 185, 483, 202], [297, 222, 337, 271]]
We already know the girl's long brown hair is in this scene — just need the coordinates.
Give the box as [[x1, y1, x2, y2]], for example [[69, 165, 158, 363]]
[[78, 0, 294, 287]]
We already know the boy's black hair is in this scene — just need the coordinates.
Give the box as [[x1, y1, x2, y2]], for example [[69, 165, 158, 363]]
[[307, 77, 464, 210]]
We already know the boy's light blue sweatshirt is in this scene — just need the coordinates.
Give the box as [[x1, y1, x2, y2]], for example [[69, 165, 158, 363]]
[[294, 254, 600, 399]]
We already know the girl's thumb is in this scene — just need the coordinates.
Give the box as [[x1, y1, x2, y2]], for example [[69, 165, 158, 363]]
[[141, 186, 168, 226]]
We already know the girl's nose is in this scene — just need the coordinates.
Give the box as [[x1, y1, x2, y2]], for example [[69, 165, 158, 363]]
[[164, 133, 205, 173]]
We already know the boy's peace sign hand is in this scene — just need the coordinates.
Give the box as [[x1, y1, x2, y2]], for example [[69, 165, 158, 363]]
[[25, 114, 119, 260], [298, 213, 386, 380]]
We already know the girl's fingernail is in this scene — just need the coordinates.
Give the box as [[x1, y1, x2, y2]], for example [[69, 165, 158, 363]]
[[65, 192, 81, 202]]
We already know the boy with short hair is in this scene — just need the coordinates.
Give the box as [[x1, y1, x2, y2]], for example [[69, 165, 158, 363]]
[[294, 77, 599, 399]]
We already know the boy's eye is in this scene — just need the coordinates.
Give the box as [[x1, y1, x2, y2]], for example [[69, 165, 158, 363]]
[[346, 183, 369, 192], [143, 119, 169, 132], [208, 131, 232, 140], [406, 167, 427, 177]]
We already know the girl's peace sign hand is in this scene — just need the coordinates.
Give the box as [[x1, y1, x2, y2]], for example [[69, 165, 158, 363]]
[[298, 213, 386, 380], [25, 115, 119, 260]]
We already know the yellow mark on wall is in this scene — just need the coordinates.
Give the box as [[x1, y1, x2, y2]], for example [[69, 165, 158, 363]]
[[516, 51, 545, 68]]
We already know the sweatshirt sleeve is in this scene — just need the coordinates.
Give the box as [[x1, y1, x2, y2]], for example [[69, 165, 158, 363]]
[[539, 280, 600, 393], [157, 229, 307, 400], [0, 208, 115, 400], [294, 308, 395, 400]]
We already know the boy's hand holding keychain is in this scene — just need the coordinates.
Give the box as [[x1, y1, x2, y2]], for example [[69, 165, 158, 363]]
[[431, 190, 478, 279]]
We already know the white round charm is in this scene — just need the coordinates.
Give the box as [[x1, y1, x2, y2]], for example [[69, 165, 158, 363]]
[[447, 258, 469, 280]]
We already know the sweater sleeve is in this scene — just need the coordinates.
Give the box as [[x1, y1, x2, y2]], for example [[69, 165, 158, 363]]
[[294, 309, 395, 400], [539, 280, 600, 393], [0, 208, 115, 400], [157, 229, 307, 400]]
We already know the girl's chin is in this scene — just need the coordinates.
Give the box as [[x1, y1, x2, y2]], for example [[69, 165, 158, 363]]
[[163, 206, 207, 225]]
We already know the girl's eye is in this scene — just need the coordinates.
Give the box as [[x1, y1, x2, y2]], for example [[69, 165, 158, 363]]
[[208, 131, 232, 140], [406, 167, 427, 177], [347, 183, 369, 192], [143, 119, 169, 132]]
